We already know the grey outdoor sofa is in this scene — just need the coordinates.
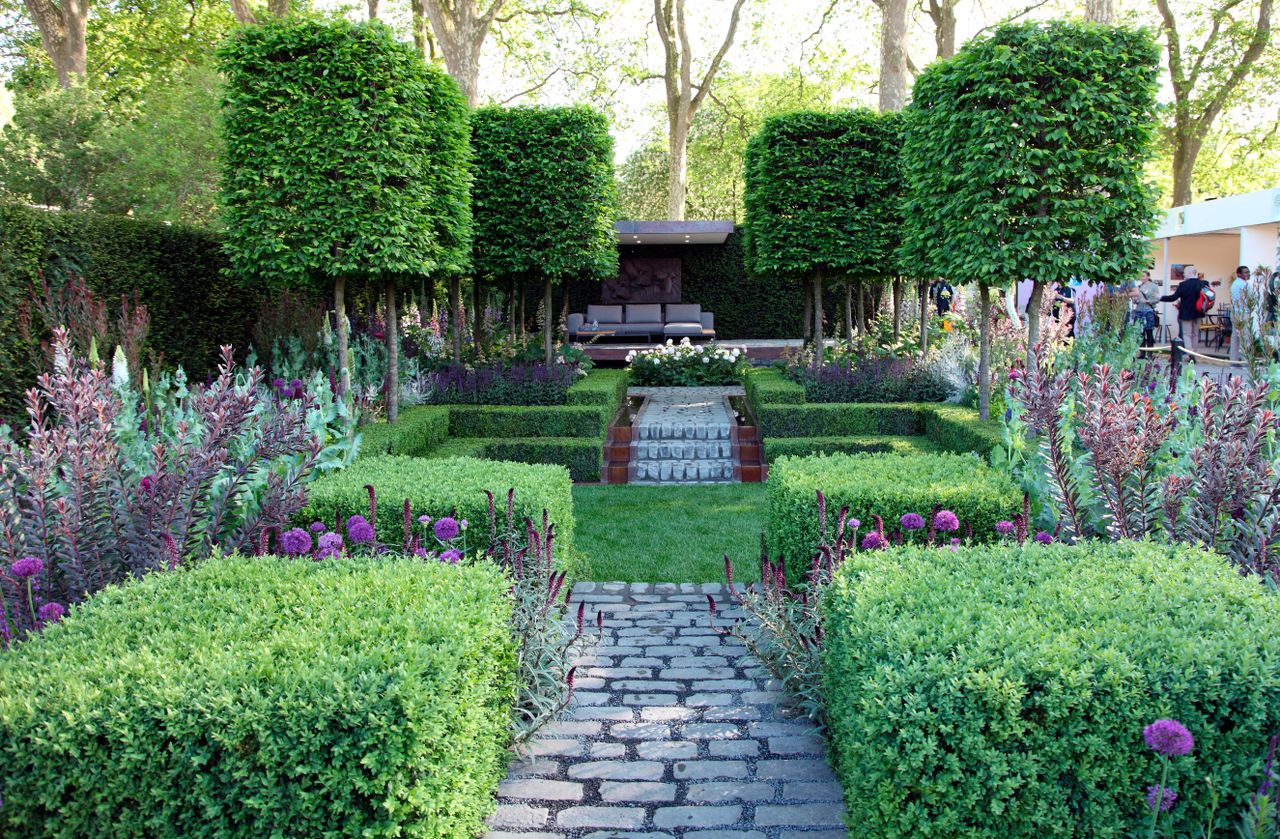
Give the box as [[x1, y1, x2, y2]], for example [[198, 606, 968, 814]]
[[567, 304, 716, 341]]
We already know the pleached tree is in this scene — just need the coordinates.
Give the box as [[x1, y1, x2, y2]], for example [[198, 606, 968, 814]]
[[744, 109, 903, 367], [470, 106, 617, 364], [901, 20, 1160, 419], [220, 20, 472, 418]]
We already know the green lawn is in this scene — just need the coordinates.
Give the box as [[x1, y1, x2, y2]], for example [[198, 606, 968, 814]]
[[573, 483, 768, 583]]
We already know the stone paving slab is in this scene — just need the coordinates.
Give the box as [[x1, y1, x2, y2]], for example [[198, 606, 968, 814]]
[[485, 583, 849, 838]]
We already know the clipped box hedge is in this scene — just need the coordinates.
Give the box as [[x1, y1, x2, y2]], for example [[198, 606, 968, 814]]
[[0, 554, 516, 838], [823, 541, 1280, 837], [758, 403, 924, 438], [448, 404, 608, 439], [767, 451, 1019, 571], [476, 437, 604, 483], [356, 405, 450, 459], [925, 404, 1003, 457], [763, 434, 938, 463], [301, 455, 579, 573], [567, 368, 629, 409], [745, 366, 806, 407]]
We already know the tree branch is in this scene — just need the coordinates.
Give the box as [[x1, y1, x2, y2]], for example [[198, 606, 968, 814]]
[[690, 0, 747, 114]]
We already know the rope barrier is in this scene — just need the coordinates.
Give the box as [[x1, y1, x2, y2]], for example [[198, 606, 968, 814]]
[[1134, 344, 1250, 366]]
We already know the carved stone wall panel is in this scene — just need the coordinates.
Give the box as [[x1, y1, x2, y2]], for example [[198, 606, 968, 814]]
[[603, 256, 682, 304]]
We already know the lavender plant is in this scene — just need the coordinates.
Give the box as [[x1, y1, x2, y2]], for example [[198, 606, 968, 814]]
[[0, 330, 320, 643], [403, 360, 581, 407]]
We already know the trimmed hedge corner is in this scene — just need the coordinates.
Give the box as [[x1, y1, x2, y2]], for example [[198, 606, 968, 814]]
[[758, 403, 923, 438], [567, 368, 629, 409], [924, 404, 1003, 457], [448, 405, 608, 439], [763, 435, 939, 462], [301, 455, 578, 573], [823, 541, 1280, 837], [356, 406, 450, 459], [0, 554, 516, 838], [745, 367, 806, 408], [472, 437, 604, 483], [767, 451, 1019, 570]]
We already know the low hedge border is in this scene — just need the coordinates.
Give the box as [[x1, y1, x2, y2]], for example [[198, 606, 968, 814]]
[[758, 403, 924, 438], [745, 367, 806, 408], [301, 455, 581, 575], [925, 404, 1004, 457], [763, 435, 939, 463], [767, 450, 1020, 574], [824, 541, 1280, 837], [447, 405, 609, 439], [0, 554, 516, 838], [445, 437, 604, 483], [356, 406, 450, 459], [566, 368, 629, 409]]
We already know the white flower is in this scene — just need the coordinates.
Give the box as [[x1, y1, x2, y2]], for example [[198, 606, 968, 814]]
[[112, 346, 129, 388], [625, 351, 635, 362], [702, 357, 709, 363]]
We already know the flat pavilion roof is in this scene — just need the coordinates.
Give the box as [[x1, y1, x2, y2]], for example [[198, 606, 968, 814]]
[[1153, 186, 1280, 238], [616, 220, 734, 245]]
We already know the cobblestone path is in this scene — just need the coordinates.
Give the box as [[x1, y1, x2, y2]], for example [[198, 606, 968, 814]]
[[484, 582, 849, 839]]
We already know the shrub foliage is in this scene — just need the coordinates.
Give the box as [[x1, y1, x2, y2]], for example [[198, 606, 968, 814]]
[[823, 541, 1280, 837], [0, 554, 516, 837]]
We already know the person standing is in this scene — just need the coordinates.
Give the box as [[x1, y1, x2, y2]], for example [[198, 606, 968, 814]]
[[1230, 265, 1250, 360], [1131, 270, 1160, 347], [930, 279, 954, 316], [1160, 266, 1208, 350], [1052, 281, 1076, 338]]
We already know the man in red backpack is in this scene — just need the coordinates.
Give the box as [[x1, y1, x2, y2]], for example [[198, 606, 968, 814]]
[[1160, 266, 1210, 350]]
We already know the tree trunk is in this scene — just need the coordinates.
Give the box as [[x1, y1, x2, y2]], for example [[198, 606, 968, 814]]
[[519, 282, 526, 339], [508, 276, 517, 334], [334, 276, 351, 398], [230, 0, 256, 24], [928, 0, 957, 59], [385, 278, 399, 423], [560, 279, 571, 343], [542, 277, 554, 364], [667, 113, 690, 220], [892, 278, 903, 341], [411, 0, 436, 60], [856, 283, 867, 334], [977, 282, 992, 421], [801, 277, 813, 341], [843, 282, 853, 340], [266, 0, 288, 16], [472, 278, 486, 350], [423, 0, 505, 106], [1025, 281, 1045, 372], [449, 275, 462, 363], [1170, 132, 1201, 207], [1084, 0, 1113, 24], [812, 269, 824, 368], [919, 280, 929, 354], [878, 0, 911, 112], [25, 0, 88, 88], [367, 0, 380, 18]]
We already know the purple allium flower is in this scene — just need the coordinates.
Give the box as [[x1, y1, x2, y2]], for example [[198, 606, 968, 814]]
[[995, 520, 1016, 535], [459, 519, 469, 531], [346, 515, 375, 544], [10, 556, 43, 578], [933, 510, 960, 532], [413, 547, 430, 558], [949, 538, 961, 546], [900, 513, 925, 531], [440, 549, 462, 564], [1146, 785, 1178, 812], [272, 377, 286, 391], [860, 532, 886, 550], [309, 521, 327, 533], [1144, 719, 1195, 757], [317, 532, 344, 558], [417, 514, 432, 526], [38, 602, 65, 622], [1034, 531, 1054, 544], [279, 527, 312, 556], [848, 518, 861, 530], [433, 516, 460, 541]]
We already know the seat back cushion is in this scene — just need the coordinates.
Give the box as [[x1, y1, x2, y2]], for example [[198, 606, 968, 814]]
[[625, 304, 663, 323], [665, 303, 701, 323], [586, 305, 623, 324]]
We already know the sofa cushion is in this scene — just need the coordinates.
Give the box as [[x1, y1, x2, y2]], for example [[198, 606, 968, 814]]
[[615, 322, 663, 335], [625, 304, 662, 324], [586, 305, 623, 324], [664, 322, 705, 337], [666, 303, 701, 323]]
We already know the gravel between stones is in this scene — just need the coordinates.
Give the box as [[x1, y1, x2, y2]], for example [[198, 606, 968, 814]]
[[484, 582, 849, 838]]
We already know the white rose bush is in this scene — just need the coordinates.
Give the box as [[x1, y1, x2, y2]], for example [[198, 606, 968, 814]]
[[626, 338, 749, 386]]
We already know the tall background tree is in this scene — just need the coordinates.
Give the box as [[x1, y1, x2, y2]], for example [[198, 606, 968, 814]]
[[470, 105, 617, 363], [651, 0, 747, 220], [901, 20, 1160, 419], [744, 109, 903, 367], [1153, 0, 1275, 206], [220, 20, 472, 401]]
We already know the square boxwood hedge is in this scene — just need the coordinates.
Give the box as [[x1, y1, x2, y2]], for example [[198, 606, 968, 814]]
[[762, 435, 939, 462], [823, 541, 1280, 837], [0, 554, 516, 838], [566, 368, 629, 409], [745, 367, 806, 407], [767, 451, 1019, 572], [476, 437, 604, 483], [356, 406, 450, 459], [447, 405, 608, 438], [758, 403, 924, 439], [301, 455, 579, 575]]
